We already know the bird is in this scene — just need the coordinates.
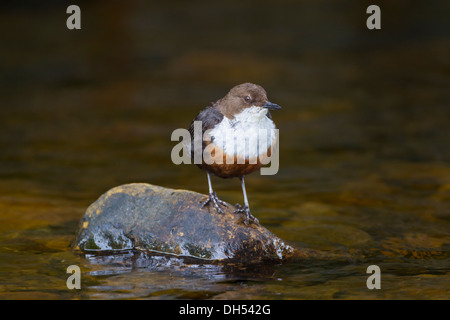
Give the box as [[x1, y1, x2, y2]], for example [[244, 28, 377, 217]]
[[188, 83, 281, 225]]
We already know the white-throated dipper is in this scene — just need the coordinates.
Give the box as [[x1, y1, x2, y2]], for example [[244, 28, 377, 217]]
[[188, 83, 281, 225]]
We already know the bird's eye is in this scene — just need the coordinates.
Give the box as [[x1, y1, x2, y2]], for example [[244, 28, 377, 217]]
[[244, 95, 251, 103]]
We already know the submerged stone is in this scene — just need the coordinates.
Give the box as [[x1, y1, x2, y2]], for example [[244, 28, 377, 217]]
[[73, 183, 311, 263]]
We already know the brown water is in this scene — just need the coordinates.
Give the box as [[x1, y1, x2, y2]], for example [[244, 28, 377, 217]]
[[0, 1, 449, 299]]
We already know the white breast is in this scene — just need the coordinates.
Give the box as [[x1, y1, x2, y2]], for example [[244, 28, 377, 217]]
[[208, 106, 277, 159]]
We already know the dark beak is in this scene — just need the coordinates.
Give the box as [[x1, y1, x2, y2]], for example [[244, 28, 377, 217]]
[[263, 101, 282, 110]]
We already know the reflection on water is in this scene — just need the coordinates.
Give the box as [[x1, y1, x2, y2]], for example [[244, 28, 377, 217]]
[[0, 1, 449, 299]]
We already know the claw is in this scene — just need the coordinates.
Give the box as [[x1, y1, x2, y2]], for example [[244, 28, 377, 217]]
[[201, 191, 228, 214], [234, 204, 259, 225]]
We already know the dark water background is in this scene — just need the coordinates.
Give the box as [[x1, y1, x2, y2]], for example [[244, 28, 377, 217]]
[[0, 0, 449, 299]]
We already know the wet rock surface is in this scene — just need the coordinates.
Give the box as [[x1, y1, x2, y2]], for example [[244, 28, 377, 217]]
[[73, 183, 316, 263]]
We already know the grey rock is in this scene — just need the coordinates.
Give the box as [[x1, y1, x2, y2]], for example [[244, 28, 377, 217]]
[[73, 183, 314, 263]]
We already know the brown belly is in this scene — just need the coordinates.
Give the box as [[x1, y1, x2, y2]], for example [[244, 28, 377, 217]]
[[198, 160, 263, 178], [197, 143, 273, 178]]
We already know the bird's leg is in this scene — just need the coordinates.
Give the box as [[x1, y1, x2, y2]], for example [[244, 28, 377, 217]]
[[234, 176, 259, 225], [201, 172, 228, 214]]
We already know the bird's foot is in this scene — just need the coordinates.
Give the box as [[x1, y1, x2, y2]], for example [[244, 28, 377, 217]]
[[234, 204, 259, 225], [201, 192, 228, 214]]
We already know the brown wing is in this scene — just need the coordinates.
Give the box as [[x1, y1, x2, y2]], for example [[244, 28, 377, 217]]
[[188, 105, 224, 161]]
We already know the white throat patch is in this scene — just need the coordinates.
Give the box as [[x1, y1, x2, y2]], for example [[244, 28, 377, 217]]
[[208, 106, 277, 159], [235, 106, 269, 122]]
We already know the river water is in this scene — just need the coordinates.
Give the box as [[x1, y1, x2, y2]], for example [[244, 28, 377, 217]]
[[0, 1, 449, 299]]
